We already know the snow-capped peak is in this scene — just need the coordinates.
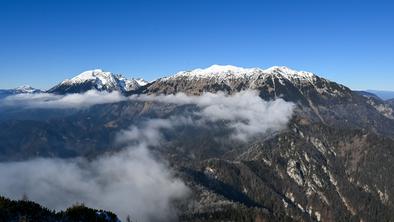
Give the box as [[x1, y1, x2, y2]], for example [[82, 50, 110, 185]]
[[65, 69, 115, 84], [52, 69, 148, 94]]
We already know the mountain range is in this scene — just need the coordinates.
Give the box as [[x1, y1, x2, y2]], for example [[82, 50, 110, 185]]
[[1, 65, 394, 221], [3, 66, 393, 101]]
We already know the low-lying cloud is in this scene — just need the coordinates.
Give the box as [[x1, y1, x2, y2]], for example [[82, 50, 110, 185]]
[[133, 90, 295, 141], [1, 90, 125, 109], [0, 127, 189, 222], [1, 89, 294, 140], [0, 90, 295, 221]]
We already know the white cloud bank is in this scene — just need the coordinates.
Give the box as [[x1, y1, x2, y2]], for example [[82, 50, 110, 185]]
[[133, 90, 295, 141]]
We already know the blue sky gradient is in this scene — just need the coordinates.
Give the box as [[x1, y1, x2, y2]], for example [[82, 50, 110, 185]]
[[0, 0, 393, 90]]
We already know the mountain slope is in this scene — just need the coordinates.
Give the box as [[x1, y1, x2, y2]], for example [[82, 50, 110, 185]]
[[141, 65, 394, 136], [143, 65, 348, 101], [48, 69, 147, 94], [177, 119, 394, 221]]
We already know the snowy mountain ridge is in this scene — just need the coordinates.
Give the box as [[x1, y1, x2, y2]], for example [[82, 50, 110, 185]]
[[143, 64, 348, 98], [164, 64, 316, 83]]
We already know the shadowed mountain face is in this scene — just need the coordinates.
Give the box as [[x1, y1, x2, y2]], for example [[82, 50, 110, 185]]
[[1, 65, 394, 221]]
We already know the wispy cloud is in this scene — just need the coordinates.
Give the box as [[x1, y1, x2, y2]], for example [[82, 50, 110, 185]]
[[1, 90, 126, 109]]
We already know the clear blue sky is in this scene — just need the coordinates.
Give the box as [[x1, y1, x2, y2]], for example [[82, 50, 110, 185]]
[[0, 0, 393, 90]]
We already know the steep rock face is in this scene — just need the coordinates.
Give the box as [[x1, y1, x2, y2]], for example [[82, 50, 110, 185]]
[[48, 69, 147, 94]]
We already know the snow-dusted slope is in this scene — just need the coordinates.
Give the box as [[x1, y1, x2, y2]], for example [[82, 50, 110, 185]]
[[48, 69, 147, 94]]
